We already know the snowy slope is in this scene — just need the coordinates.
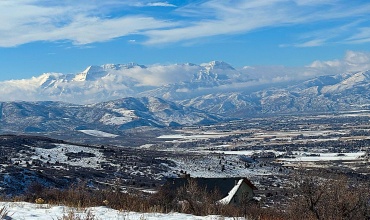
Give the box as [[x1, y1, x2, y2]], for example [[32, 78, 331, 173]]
[[180, 70, 370, 115], [0, 202, 242, 220], [0, 97, 222, 133], [91, 97, 222, 127]]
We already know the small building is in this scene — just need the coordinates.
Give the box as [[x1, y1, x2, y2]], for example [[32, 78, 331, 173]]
[[165, 176, 258, 205]]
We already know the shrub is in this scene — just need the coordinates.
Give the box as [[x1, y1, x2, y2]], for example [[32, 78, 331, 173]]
[[288, 172, 370, 220], [58, 209, 95, 220], [20, 180, 268, 217]]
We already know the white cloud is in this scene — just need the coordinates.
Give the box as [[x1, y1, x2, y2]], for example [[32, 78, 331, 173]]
[[0, 51, 369, 103], [0, 0, 177, 47], [146, 2, 176, 7], [0, 63, 202, 103], [345, 27, 370, 44], [116, 64, 201, 86], [293, 0, 337, 6], [307, 50, 370, 74], [293, 39, 326, 47], [144, 0, 370, 45], [130, 1, 176, 7], [284, 20, 366, 48], [240, 51, 370, 84]]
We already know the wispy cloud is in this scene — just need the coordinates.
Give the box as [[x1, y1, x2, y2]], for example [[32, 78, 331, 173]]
[[144, 0, 370, 45], [345, 27, 370, 44], [0, 0, 176, 47], [146, 2, 176, 7], [1, 0, 370, 47], [283, 21, 362, 47], [129, 1, 176, 7]]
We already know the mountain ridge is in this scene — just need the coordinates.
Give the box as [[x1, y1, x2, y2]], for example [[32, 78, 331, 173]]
[[1, 61, 370, 120], [0, 97, 222, 134]]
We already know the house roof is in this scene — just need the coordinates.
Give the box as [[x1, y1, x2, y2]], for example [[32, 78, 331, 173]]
[[165, 177, 257, 200], [218, 179, 244, 204]]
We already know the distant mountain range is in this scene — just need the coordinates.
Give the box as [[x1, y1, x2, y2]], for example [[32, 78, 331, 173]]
[[180, 70, 370, 116], [0, 97, 221, 133], [1, 61, 370, 132]]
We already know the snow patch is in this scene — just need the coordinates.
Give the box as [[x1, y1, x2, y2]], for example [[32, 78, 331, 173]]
[[280, 152, 365, 162], [0, 202, 242, 220], [78, 130, 119, 138], [30, 144, 105, 168]]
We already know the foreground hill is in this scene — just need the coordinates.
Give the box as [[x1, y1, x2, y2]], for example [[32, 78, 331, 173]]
[[0, 202, 238, 220]]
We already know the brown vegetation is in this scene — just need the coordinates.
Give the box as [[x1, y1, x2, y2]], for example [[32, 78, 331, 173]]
[[19, 180, 275, 219], [7, 171, 370, 220], [288, 171, 370, 220]]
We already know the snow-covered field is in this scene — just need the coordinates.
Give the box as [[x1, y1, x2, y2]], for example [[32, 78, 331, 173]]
[[0, 202, 243, 220], [203, 150, 366, 162], [280, 152, 366, 162], [78, 130, 119, 138], [157, 132, 230, 142]]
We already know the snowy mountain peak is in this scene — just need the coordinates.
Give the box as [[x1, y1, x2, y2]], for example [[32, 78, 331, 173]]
[[83, 65, 103, 74], [102, 63, 146, 70], [340, 69, 370, 85], [183, 62, 197, 66], [101, 64, 120, 70], [35, 73, 64, 87], [192, 61, 237, 82], [201, 61, 235, 71], [73, 65, 106, 81], [122, 62, 146, 69]]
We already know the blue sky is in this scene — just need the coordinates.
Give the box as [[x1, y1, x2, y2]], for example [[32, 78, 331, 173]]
[[1, 0, 370, 81]]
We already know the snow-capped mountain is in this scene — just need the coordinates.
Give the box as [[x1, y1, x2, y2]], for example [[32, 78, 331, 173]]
[[91, 97, 221, 128], [179, 93, 261, 117], [2, 61, 370, 120], [0, 97, 221, 134], [0, 61, 249, 103], [180, 70, 370, 116]]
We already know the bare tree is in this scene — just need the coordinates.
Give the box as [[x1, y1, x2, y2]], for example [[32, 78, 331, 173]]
[[289, 171, 370, 220]]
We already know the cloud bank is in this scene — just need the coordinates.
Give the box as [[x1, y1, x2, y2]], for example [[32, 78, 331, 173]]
[[0, 51, 369, 104], [308, 51, 370, 75]]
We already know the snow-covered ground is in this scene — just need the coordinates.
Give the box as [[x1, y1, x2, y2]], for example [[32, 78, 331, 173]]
[[163, 153, 277, 179], [100, 109, 137, 125], [0, 202, 244, 220], [157, 133, 230, 142], [203, 150, 366, 162], [280, 152, 366, 162], [78, 130, 119, 138], [29, 144, 105, 168]]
